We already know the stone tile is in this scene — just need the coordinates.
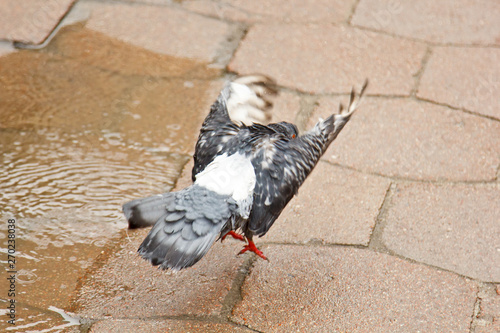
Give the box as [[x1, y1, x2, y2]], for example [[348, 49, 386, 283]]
[[229, 24, 426, 95], [232, 245, 477, 332], [475, 285, 500, 333], [83, 2, 231, 62], [312, 97, 500, 181], [352, 0, 500, 45], [418, 47, 500, 119], [46, 25, 220, 79], [271, 91, 302, 124], [383, 183, 500, 282], [265, 162, 390, 246], [90, 319, 253, 332], [75, 227, 246, 318], [183, 0, 356, 23], [0, 0, 75, 44]]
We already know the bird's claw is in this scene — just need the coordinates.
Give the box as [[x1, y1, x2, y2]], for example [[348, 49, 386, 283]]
[[238, 240, 268, 261]]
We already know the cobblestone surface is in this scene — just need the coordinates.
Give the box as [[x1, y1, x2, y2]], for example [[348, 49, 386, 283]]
[[1, 0, 498, 332], [352, 0, 500, 45], [84, 1, 232, 62], [0, 0, 75, 44], [232, 245, 477, 333], [417, 47, 500, 119], [229, 23, 427, 95], [382, 183, 500, 282]]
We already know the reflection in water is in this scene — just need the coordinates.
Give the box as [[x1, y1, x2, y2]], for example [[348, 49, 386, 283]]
[[0, 23, 219, 331]]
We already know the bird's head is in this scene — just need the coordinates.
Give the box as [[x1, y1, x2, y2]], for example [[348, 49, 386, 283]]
[[268, 122, 299, 140]]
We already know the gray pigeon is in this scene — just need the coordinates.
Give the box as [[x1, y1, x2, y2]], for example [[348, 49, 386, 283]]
[[123, 76, 368, 271]]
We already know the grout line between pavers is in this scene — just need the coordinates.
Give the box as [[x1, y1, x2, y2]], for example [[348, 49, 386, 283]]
[[213, 22, 249, 69], [410, 45, 433, 97], [346, 0, 362, 25], [349, 24, 500, 49], [469, 286, 482, 333], [13, 0, 79, 50], [467, 281, 499, 332], [321, 160, 500, 185], [221, 255, 258, 321], [252, 242, 495, 286], [415, 96, 500, 123], [367, 181, 394, 253]]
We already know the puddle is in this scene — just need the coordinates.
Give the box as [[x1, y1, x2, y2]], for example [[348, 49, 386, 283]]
[[0, 24, 220, 331]]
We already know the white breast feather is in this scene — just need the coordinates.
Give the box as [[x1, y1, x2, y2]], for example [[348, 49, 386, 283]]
[[195, 153, 256, 202]]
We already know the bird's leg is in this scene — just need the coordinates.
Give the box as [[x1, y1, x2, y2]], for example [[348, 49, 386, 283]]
[[221, 230, 245, 242], [238, 238, 268, 261]]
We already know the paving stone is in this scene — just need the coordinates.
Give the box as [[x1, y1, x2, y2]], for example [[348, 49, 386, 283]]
[[90, 319, 253, 332], [475, 285, 500, 333], [75, 227, 246, 318], [383, 183, 500, 282], [312, 97, 500, 181], [418, 47, 500, 119], [265, 162, 390, 246], [229, 24, 426, 95], [232, 245, 477, 332], [0, 0, 75, 44], [83, 1, 231, 62], [46, 25, 220, 79], [269, 91, 302, 124], [183, 0, 356, 23], [352, 0, 500, 45]]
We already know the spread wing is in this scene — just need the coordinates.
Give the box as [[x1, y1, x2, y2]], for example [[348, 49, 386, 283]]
[[247, 81, 368, 236], [192, 75, 278, 180]]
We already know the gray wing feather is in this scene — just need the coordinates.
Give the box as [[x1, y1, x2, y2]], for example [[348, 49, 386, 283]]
[[138, 185, 236, 271], [192, 83, 240, 180], [248, 80, 368, 236], [248, 129, 330, 236], [192, 75, 278, 180]]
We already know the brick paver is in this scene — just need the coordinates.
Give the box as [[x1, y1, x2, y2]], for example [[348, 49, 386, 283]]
[[418, 47, 500, 119], [232, 245, 477, 332], [352, 0, 500, 45], [312, 97, 500, 181], [90, 319, 253, 332], [229, 24, 426, 95], [83, 1, 232, 62], [382, 183, 500, 282], [265, 162, 390, 246], [0, 0, 75, 44], [270, 91, 302, 125], [76, 228, 246, 318], [183, 0, 356, 23]]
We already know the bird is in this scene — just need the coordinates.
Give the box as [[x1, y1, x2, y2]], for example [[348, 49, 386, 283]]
[[123, 75, 368, 271]]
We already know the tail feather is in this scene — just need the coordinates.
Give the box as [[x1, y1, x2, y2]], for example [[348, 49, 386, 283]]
[[123, 194, 174, 229], [324, 79, 369, 143], [135, 185, 235, 271]]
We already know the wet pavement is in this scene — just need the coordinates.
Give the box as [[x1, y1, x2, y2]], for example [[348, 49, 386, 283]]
[[0, 0, 499, 332]]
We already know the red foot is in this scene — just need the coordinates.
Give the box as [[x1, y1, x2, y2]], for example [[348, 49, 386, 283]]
[[238, 240, 268, 261], [222, 231, 245, 242]]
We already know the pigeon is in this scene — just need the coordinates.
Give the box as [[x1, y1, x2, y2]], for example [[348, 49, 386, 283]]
[[123, 75, 368, 271]]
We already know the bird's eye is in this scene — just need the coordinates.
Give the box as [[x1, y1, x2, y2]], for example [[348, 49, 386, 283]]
[[292, 134, 296, 139]]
